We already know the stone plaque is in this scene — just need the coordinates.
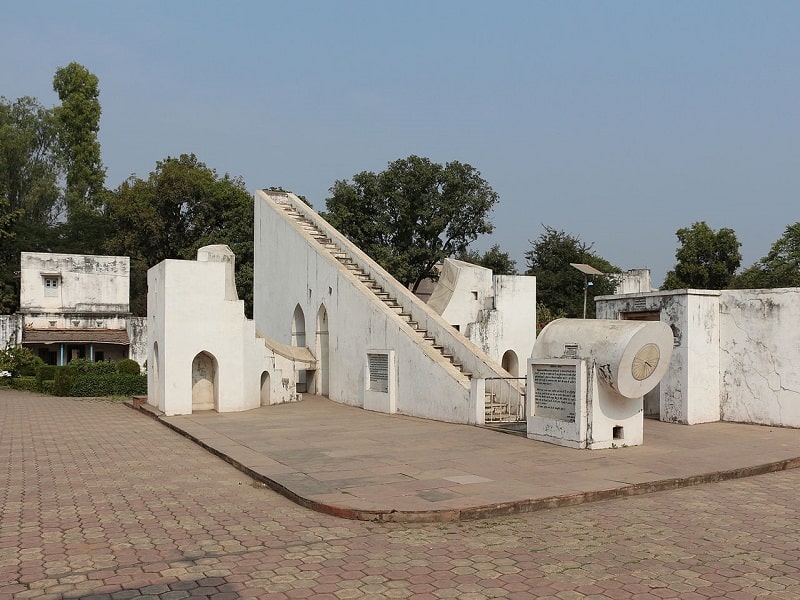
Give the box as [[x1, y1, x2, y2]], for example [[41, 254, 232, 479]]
[[533, 363, 577, 422]]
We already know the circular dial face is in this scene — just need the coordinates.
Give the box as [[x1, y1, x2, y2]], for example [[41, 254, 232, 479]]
[[631, 343, 660, 381]]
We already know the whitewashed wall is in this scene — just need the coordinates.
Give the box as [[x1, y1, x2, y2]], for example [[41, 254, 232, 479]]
[[476, 274, 536, 375], [719, 288, 800, 427], [127, 317, 148, 367], [20, 252, 129, 315], [0, 315, 22, 348], [147, 248, 308, 416], [428, 259, 493, 332], [596, 290, 721, 425], [427, 259, 536, 377], [253, 191, 485, 423]]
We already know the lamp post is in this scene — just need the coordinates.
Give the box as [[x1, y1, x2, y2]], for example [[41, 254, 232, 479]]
[[570, 263, 605, 319]]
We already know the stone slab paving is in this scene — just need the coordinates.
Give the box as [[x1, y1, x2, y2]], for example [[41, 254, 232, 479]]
[[4, 391, 800, 600], [158, 395, 800, 522]]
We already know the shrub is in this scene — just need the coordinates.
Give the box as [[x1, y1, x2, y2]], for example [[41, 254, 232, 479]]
[[69, 373, 147, 397], [10, 377, 40, 393], [53, 367, 77, 397], [36, 365, 57, 386], [0, 347, 44, 377], [116, 359, 141, 375], [67, 358, 117, 375]]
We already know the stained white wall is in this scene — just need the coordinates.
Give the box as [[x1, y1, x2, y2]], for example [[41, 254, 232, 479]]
[[253, 191, 485, 423], [428, 259, 493, 333], [427, 258, 536, 377], [479, 274, 536, 375], [596, 290, 720, 425], [0, 315, 22, 348], [719, 288, 800, 427], [598, 288, 800, 428], [148, 246, 306, 416], [20, 252, 129, 316]]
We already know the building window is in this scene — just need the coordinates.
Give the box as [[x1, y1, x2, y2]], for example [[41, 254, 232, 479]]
[[44, 277, 60, 297]]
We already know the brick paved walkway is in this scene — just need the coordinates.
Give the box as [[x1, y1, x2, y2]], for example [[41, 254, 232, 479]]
[[3, 389, 800, 599]]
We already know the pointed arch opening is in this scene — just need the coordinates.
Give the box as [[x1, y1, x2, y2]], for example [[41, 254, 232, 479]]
[[316, 303, 330, 396], [291, 304, 308, 392], [291, 305, 306, 347], [191, 351, 218, 412]]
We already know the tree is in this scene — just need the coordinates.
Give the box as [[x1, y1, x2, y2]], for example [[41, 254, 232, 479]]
[[53, 62, 105, 216], [0, 96, 63, 224], [105, 154, 253, 316], [455, 244, 517, 274], [324, 155, 499, 291], [731, 222, 800, 289], [661, 222, 741, 290], [525, 226, 619, 319], [0, 96, 64, 312]]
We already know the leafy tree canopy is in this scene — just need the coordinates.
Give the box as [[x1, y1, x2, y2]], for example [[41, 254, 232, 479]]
[[455, 244, 517, 275], [0, 96, 63, 225], [105, 154, 254, 316], [525, 225, 619, 319], [731, 222, 800, 289], [324, 155, 499, 291], [661, 221, 741, 290], [53, 62, 106, 215]]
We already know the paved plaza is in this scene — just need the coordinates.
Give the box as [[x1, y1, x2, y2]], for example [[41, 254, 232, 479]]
[[3, 390, 800, 599]]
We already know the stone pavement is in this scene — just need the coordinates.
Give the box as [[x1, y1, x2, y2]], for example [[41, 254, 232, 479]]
[[153, 395, 800, 522], [4, 390, 800, 600]]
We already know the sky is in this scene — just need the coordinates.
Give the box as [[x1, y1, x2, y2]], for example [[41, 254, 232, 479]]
[[2, 1, 799, 284]]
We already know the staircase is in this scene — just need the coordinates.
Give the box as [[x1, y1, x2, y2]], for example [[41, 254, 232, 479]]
[[275, 199, 472, 380], [484, 397, 516, 422]]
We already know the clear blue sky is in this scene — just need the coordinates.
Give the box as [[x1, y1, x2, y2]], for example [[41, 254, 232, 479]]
[[3, 1, 798, 284]]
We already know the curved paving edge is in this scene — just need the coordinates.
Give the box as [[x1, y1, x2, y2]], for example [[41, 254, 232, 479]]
[[128, 402, 800, 523]]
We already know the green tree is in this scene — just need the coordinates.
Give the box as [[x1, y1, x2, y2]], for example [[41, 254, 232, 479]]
[[324, 155, 499, 291], [105, 154, 253, 316], [525, 226, 619, 319], [731, 223, 800, 289], [455, 244, 517, 274], [661, 222, 741, 290], [0, 96, 64, 312], [53, 62, 105, 216], [0, 96, 63, 224]]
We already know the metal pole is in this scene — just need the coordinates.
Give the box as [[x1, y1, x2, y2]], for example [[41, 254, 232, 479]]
[[583, 275, 588, 319]]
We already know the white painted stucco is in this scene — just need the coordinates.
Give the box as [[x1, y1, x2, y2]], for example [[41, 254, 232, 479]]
[[596, 290, 720, 425], [253, 190, 517, 424], [427, 258, 536, 378], [528, 318, 673, 448], [0, 315, 22, 348], [597, 287, 800, 428], [13, 252, 136, 365], [719, 288, 800, 427], [20, 252, 130, 318], [147, 245, 313, 416]]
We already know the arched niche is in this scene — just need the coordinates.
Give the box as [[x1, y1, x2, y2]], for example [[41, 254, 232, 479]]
[[291, 305, 306, 347], [191, 351, 218, 412], [501, 349, 519, 377], [260, 371, 271, 407]]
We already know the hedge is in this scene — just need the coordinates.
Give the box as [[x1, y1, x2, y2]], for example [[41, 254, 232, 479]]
[[69, 373, 147, 397], [36, 365, 57, 386], [53, 367, 78, 396], [10, 377, 40, 393]]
